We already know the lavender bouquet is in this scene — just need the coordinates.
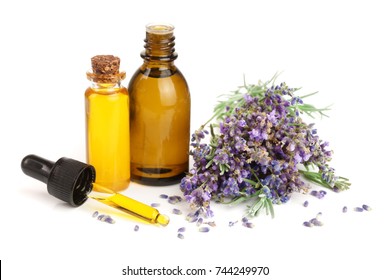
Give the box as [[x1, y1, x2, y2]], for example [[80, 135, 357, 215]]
[[180, 75, 350, 218]]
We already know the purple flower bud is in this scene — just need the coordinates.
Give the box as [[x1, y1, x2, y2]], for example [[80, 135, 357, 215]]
[[303, 221, 313, 227], [177, 233, 185, 239], [303, 200, 309, 207], [159, 194, 168, 199], [342, 206, 348, 213], [354, 207, 364, 212], [103, 217, 116, 224], [362, 204, 372, 211], [310, 189, 326, 199], [229, 221, 237, 227], [187, 216, 198, 223], [178, 227, 186, 233], [186, 211, 200, 221], [310, 190, 318, 196], [168, 197, 179, 204], [243, 222, 255, 228], [92, 211, 99, 218], [134, 225, 139, 231], [311, 218, 323, 226], [172, 208, 182, 215], [97, 214, 106, 221], [97, 215, 115, 224], [199, 227, 210, 233]]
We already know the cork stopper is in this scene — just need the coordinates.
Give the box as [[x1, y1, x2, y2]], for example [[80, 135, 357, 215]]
[[88, 55, 125, 83]]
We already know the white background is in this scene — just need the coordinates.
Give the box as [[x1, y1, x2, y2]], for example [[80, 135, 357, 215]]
[[1, 0, 389, 279]]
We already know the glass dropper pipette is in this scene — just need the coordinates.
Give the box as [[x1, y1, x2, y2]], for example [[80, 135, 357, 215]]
[[21, 154, 170, 226]]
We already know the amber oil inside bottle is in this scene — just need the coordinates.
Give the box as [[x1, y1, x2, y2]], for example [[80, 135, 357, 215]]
[[128, 24, 190, 186], [86, 55, 130, 192]]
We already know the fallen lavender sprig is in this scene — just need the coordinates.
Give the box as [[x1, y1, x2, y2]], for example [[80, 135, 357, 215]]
[[180, 76, 350, 218]]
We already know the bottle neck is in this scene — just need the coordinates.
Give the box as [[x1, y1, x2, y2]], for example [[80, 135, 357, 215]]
[[89, 81, 122, 89], [141, 24, 178, 64], [86, 71, 126, 89]]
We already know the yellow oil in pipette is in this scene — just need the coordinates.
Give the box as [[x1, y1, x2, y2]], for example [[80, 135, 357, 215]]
[[89, 183, 170, 226]]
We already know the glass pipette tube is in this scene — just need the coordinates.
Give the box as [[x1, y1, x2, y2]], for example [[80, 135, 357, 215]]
[[89, 183, 170, 226]]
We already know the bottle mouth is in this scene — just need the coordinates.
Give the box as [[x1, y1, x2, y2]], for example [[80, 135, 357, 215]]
[[146, 23, 174, 34]]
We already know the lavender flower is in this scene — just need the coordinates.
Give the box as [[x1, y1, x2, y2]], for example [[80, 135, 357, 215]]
[[180, 79, 350, 217]]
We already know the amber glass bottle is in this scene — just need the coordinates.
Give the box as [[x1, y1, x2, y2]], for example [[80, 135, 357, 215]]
[[85, 55, 130, 192], [128, 24, 191, 185]]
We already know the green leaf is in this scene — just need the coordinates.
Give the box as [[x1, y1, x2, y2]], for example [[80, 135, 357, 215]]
[[265, 198, 275, 218], [242, 178, 258, 186], [246, 196, 274, 218], [205, 159, 214, 169], [298, 91, 319, 99]]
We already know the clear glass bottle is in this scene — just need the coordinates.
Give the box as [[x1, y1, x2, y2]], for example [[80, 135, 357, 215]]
[[128, 24, 191, 185], [85, 55, 130, 192]]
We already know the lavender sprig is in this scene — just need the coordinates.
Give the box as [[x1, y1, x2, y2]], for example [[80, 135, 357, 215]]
[[299, 169, 350, 191], [213, 74, 330, 122], [180, 77, 349, 218]]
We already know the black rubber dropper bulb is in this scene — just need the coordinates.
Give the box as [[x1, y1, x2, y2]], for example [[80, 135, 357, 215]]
[[21, 154, 95, 206]]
